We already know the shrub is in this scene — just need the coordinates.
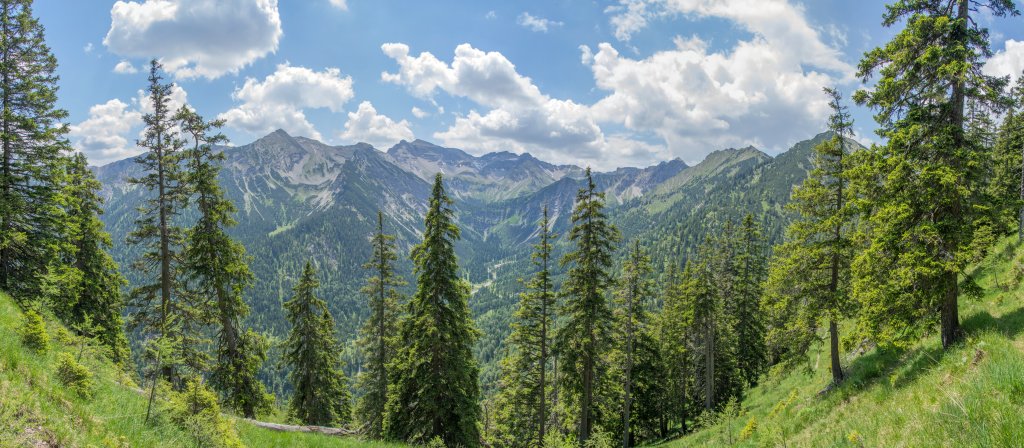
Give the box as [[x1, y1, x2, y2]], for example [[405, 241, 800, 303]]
[[167, 377, 243, 448], [56, 352, 94, 398], [740, 417, 758, 441], [20, 310, 49, 353]]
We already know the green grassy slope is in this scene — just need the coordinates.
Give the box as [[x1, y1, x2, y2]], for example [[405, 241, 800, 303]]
[[665, 237, 1024, 447], [0, 291, 396, 448]]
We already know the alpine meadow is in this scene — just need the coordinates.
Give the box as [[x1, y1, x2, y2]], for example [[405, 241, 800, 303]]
[[5, 0, 1024, 447]]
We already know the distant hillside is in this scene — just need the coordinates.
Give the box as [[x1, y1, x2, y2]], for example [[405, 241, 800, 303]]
[[93, 130, 857, 394]]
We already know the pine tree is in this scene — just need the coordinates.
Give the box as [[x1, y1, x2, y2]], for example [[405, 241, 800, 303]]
[[555, 167, 620, 443], [127, 59, 194, 390], [853, 0, 1020, 349], [178, 107, 271, 418], [614, 241, 657, 447], [492, 205, 557, 448], [0, 0, 69, 298], [59, 152, 130, 364], [284, 261, 351, 426], [385, 174, 480, 446], [355, 211, 405, 438], [732, 214, 767, 387], [763, 88, 858, 386]]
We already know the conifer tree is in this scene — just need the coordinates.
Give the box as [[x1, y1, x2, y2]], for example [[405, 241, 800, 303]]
[[355, 211, 405, 438], [853, 0, 1019, 349], [127, 60, 190, 381], [492, 205, 557, 448], [764, 88, 857, 385], [284, 261, 351, 426], [0, 0, 69, 298], [732, 214, 767, 386], [555, 168, 620, 443], [178, 107, 271, 418], [688, 246, 720, 412], [385, 174, 480, 446], [58, 152, 130, 364], [991, 75, 1024, 239], [614, 241, 657, 447], [656, 264, 695, 435]]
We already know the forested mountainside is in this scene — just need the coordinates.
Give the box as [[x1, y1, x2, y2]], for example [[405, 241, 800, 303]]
[[92, 129, 856, 393]]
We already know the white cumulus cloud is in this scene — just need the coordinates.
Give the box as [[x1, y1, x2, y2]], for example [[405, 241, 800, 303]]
[[70, 99, 144, 165], [104, 0, 282, 79], [381, 42, 658, 168], [113, 60, 138, 74], [985, 39, 1024, 83], [218, 64, 355, 140], [340, 101, 414, 149], [328, 0, 347, 11]]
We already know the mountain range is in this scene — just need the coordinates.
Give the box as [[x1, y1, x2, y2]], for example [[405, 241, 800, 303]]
[[93, 129, 861, 393]]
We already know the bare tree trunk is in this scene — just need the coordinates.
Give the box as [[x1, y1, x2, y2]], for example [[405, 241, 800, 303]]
[[828, 320, 843, 384], [940, 271, 962, 349]]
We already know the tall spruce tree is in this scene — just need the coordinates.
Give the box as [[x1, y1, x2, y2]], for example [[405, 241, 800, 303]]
[[385, 174, 480, 446], [614, 241, 657, 447], [0, 0, 69, 298], [355, 211, 405, 438], [492, 205, 557, 448], [555, 168, 620, 443], [178, 107, 271, 418], [127, 60, 190, 382], [688, 245, 720, 412], [853, 0, 1019, 349], [284, 261, 351, 426], [764, 88, 857, 385], [656, 263, 695, 435], [57, 152, 130, 364], [732, 214, 767, 387]]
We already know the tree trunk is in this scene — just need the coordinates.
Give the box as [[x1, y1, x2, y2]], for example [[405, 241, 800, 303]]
[[581, 330, 594, 443], [828, 320, 844, 384], [940, 270, 962, 349], [704, 321, 714, 410], [0, 2, 11, 291], [621, 290, 634, 448]]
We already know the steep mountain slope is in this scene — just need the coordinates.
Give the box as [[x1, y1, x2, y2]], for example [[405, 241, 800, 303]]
[[664, 236, 1024, 447]]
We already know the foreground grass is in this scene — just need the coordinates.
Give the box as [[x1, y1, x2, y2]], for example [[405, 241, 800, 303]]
[[0, 291, 395, 448], [666, 237, 1024, 447]]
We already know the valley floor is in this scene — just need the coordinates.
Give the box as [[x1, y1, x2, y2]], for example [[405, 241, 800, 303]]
[[664, 237, 1024, 447]]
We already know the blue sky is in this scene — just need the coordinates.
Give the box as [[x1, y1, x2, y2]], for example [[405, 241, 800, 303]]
[[36, 0, 1024, 168]]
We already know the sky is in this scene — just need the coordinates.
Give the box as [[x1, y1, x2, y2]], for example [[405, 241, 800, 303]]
[[35, 0, 1024, 169]]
